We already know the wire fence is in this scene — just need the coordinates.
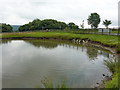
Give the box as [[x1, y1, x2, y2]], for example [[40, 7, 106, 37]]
[[4, 28, 120, 36], [51, 29, 120, 36]]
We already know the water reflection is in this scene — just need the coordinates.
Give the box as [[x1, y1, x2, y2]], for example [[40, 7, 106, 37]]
[[1, 39, 115, 88], [86, 47, 98, 60], [0, 40, 12, 44], [98, 51, 111, 58], [24, 40, 58, 49]]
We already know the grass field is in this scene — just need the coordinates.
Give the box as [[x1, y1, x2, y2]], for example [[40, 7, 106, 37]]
[[1, 31, 119, 46]]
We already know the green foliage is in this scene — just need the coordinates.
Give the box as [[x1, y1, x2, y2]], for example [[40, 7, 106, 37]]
[[104, 59, 118, 73], [19, 19, 69, 31], [104, 58, 120, 88], [103, 19, 112, 28], [19, 19, 80, 32], [40, 78, 68, 89], [67, 22, 79, 30], [0, 23, 13, 32], [87, 13, 101, 29], [0, 24, 2, 31], [105, 73, 119, 89], [116, 44, 120, 53]]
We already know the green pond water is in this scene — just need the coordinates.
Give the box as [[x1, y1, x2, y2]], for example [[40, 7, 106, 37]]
[[1, 39, 115, 88]]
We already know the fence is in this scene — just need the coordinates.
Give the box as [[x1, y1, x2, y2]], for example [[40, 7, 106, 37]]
[[61, 29, 120, 36]]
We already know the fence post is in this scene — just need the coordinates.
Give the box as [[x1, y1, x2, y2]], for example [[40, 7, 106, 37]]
[[109, 29, 110, 35], [118, 27, 120, 35], [102, 29, 103, 35]]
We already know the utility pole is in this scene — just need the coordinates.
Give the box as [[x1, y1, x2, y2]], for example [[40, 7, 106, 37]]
[[80, 20, 84, 29]]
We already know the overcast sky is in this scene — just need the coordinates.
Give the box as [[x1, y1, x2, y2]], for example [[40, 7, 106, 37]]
[[0, 0, 119, 28]]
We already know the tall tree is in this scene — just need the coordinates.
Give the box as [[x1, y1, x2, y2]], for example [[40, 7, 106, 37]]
[[87, 13, 101, 29], [103, 19, 112, 28]]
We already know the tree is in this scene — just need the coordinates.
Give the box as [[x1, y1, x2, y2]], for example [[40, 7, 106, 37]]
[[0, 24, 2, 32], [103, 19, 112, 28], [0, 23, 13, 32], [19, 19, 68, 31], [87, 13, 101, 29], [68, 22, 79, 30]]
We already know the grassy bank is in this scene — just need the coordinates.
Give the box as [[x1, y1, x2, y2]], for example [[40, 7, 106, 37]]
[[1, 31, 118, 45], [1, 31, 119, 53]]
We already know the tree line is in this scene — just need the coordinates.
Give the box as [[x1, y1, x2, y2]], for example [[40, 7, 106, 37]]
[[0, 13, 112, 32], [19, 19, 79, 32], [0, 23, 13, 32]]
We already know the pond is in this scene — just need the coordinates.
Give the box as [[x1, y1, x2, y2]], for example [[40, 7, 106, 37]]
[[1, 39, 115, 88]]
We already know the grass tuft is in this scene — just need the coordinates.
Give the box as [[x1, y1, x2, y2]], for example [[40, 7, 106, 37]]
[[40, 78, 68, 89], [104, 58, 120, 88]]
